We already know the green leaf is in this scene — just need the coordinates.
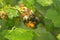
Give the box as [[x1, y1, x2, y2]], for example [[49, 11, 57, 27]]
[[24, 1, 35, 11], [0, 19, 7, 30], [39, 32, 55, 40], [18, 0, 24, 4], [26, 0, 35, 5], [5, 8, 19, 19], [18, 0, 35, 12], [5, 28, 38, 40], [6, 19, 14, 29], [36, 0, 53, 6], [58, 6, 60, 13], [57, 34, 60, 40], [0, 3, 3, 8], [3, 0, 19, 6], [45, 9, 60, 27], [0, 30, 9, 40], [33, 24, 55, 40], [23, 0, 35, 12], [53, 0, 60, 6], [18, 0, 35, 5], [0, 0, 3, 8], [53, 0, 60, 13], [43, 19, 54, 31]]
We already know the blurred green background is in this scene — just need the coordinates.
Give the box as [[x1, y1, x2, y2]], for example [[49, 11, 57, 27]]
[[0, 0, 60, 40]]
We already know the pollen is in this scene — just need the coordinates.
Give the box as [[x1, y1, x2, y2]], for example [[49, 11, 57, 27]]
[[25, 21, 35, 28]]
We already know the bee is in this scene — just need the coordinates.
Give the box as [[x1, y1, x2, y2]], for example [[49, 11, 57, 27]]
[[23, 14, 40, 28], [19, 4, 41, 28]]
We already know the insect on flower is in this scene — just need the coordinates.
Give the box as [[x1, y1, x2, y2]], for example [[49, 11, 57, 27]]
[[19, 4, 40, 28]]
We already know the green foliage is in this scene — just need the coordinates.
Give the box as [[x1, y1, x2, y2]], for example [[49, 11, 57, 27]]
[[36, 0, 53, 6], [43, 19, 54, 31], [0, 19, 7, 30], [32, 24, 55, 40], [45, 9, 60, 27], [5, 28, 39, 40], [18, 0, 35, 12], [5, 8, 19, 19], [0, 0, 60, 40], [3, 0, 19, 6], [23, 0, 35, 12], [0, 3, 2, 8], [57, 34, 60, 40], [0, 0, 3, 9]]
